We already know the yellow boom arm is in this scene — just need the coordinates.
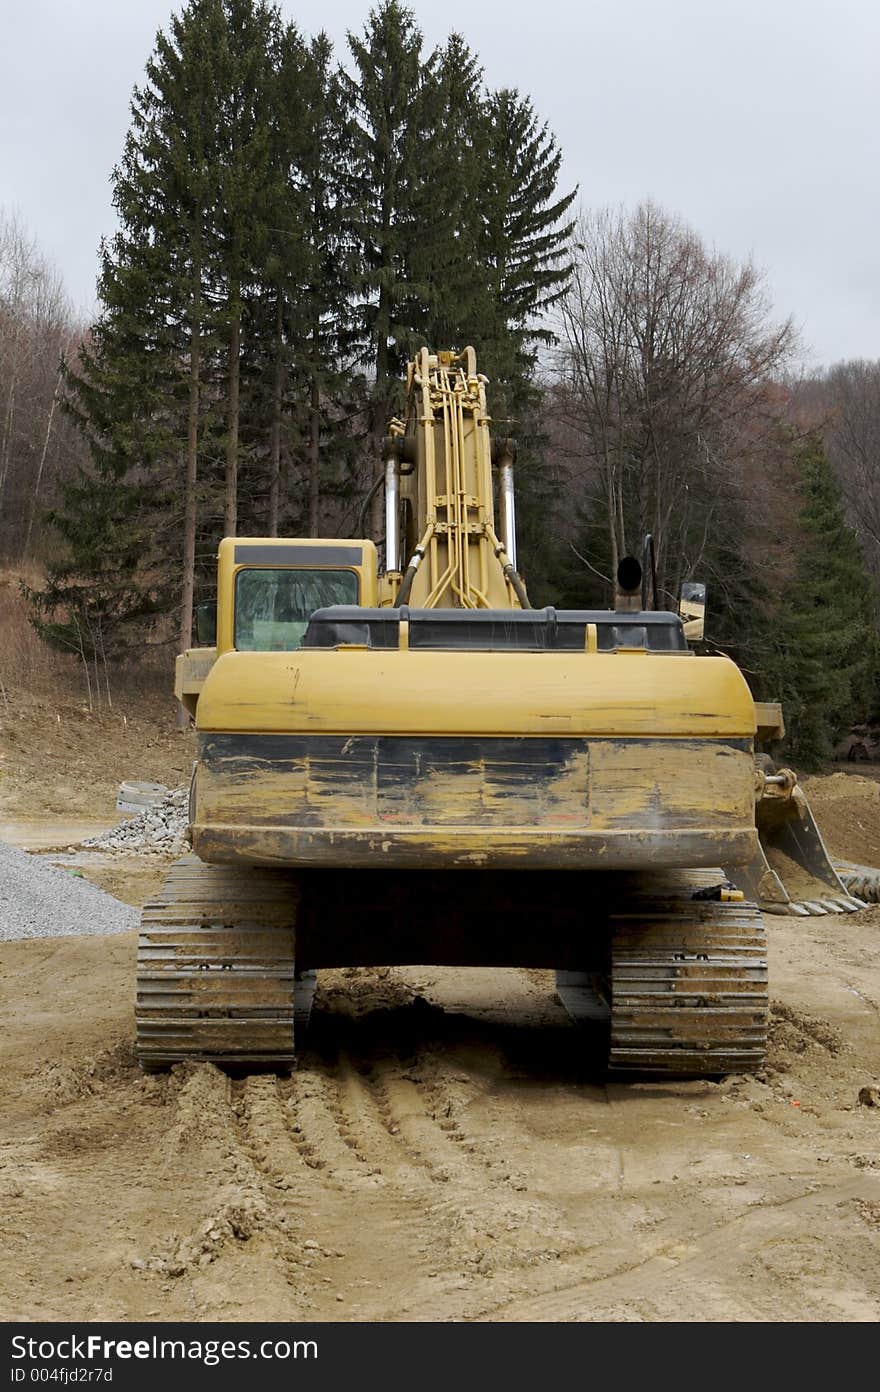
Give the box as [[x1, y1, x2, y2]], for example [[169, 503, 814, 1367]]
[[382, 347, 527, 609]]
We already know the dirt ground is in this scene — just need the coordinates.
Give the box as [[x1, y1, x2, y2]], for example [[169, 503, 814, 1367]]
[[1, 705, 879, 1323], [800, 769, 880, 867], [0, 693, 194, 823]]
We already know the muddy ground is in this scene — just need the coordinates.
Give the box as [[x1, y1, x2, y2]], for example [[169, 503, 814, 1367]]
[[1, 707, 879, 1322]]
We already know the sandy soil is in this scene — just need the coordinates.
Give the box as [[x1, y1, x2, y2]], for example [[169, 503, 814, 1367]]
[[1, 722, 879, 1323], [1, 924, 879, 1323]]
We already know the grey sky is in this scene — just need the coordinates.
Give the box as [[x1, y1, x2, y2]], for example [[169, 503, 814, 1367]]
[[1, 0, 877, 367]]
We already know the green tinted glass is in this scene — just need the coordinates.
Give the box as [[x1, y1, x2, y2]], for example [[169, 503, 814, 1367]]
[[234, 569, 359, 651]]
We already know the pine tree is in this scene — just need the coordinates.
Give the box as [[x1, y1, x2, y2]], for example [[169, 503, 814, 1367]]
[[479, 89, 576, 415], [26, 0, 221, 668], [33, 0, 229, 666], [468, 94, 574, 598], [138, 0, 227, 651], [32, 0, 583, 651], [294, 34, 362, 537], [23, 215, 175, 687], [766, 435, 878, 766], [239, 20, 311, 537], [24, 465, 169, 685], [406, 34, 493, 355], [345, 0, 430, 509], [210, 0, 287, 536], [32, 0, 293, 661]]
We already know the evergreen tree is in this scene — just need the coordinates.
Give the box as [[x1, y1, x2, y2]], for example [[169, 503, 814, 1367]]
[[475, 94, 575, 598], [293, 34, 362, 537], [406, 34, 493, 355], [240, 20, 311, 537], [31, 0, 290, 656], [139, 0, 227, 648], [24, 466, 169, 677], [479, 89, 576, 416], [764, 435, 878, 766], [345, 1, 430, 453], [31, 0, 581, 653], [210, 0, 287, 536], [27, 1, 224, 664]]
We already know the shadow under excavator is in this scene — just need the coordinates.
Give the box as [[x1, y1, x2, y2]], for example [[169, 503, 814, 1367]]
[[300, 970, 734, 1097]]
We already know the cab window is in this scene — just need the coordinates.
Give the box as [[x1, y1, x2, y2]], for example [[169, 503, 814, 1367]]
[[234, 568, 359, 651]]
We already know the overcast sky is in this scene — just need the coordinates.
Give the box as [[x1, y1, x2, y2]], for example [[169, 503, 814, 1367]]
[[1, 0, 877, 367]]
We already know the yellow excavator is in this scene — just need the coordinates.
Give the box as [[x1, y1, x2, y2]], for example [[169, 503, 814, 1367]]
[[137, 348, 861, 1076]]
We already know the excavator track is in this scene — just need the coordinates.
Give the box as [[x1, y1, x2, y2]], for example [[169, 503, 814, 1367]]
[[558, 872, 768, 1076], [136, 855, 304, 1069]]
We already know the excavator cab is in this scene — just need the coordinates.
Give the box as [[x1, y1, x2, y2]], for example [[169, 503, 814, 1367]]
[[234, 567, 360, 652]]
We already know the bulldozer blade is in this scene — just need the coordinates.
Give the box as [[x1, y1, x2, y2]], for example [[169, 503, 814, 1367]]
[[727, 787, 865, 917]]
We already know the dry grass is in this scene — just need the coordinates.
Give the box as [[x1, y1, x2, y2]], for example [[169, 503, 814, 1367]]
[[0, 567, 79, 700], [0, 567, 172, 710], [0, 568, 193, 819]]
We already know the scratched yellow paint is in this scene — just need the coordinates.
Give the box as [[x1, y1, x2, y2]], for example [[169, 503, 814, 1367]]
[[192, 728, 756, 872], [175, 647, 217, 718], [196, 647, 756, 739], [198, 746, 595, 831], [196, 739, 749, 828], [588, 741, 753, 829]]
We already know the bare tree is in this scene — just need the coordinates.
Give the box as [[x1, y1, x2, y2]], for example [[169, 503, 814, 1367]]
[[0, 208, 86, 561], [822, 360, 880, 584], [0, 212, 39, 505], [554, 202, 796, 603]]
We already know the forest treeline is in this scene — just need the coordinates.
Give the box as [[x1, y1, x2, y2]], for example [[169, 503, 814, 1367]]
[[1, 0, 878, 764]]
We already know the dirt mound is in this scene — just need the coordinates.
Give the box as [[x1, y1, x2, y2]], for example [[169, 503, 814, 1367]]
[[807, 771, 880, 804], [800, 770, 880, 867], [28, 1040, 137, 1109], [766, 1002, 844, 1075], [0, 695, 193, 823], [140, 1065, 285, 1280]]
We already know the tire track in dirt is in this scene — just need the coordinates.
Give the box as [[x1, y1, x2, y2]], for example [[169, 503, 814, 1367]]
[[466, 1175, 880, 1322], [302, 985, 585, 1286], [225, 1025, 491, 1312], [325, 1052, 427, 1187], [279, 1066, 377, 1185], [179, 979, 587, 1313], [137, 1063, 305, 1295], [356, 1056, 570, 1278]]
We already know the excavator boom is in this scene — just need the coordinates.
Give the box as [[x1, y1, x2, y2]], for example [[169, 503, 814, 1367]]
[[381, 347, 526, 609]]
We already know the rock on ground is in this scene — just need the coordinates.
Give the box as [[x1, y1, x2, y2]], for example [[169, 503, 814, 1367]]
[[83, 786, 189, 856]]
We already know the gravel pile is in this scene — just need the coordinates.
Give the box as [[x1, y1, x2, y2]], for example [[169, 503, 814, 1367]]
[[0, 840, 138, 940], [83, 786, 190, 856]]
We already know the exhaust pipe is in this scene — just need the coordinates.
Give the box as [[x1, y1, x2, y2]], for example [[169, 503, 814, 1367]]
[[384, 448, 400, 573], [615, 556, 642, 612], [493, 438, 518, 571], [499, 454, 517, 571]]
